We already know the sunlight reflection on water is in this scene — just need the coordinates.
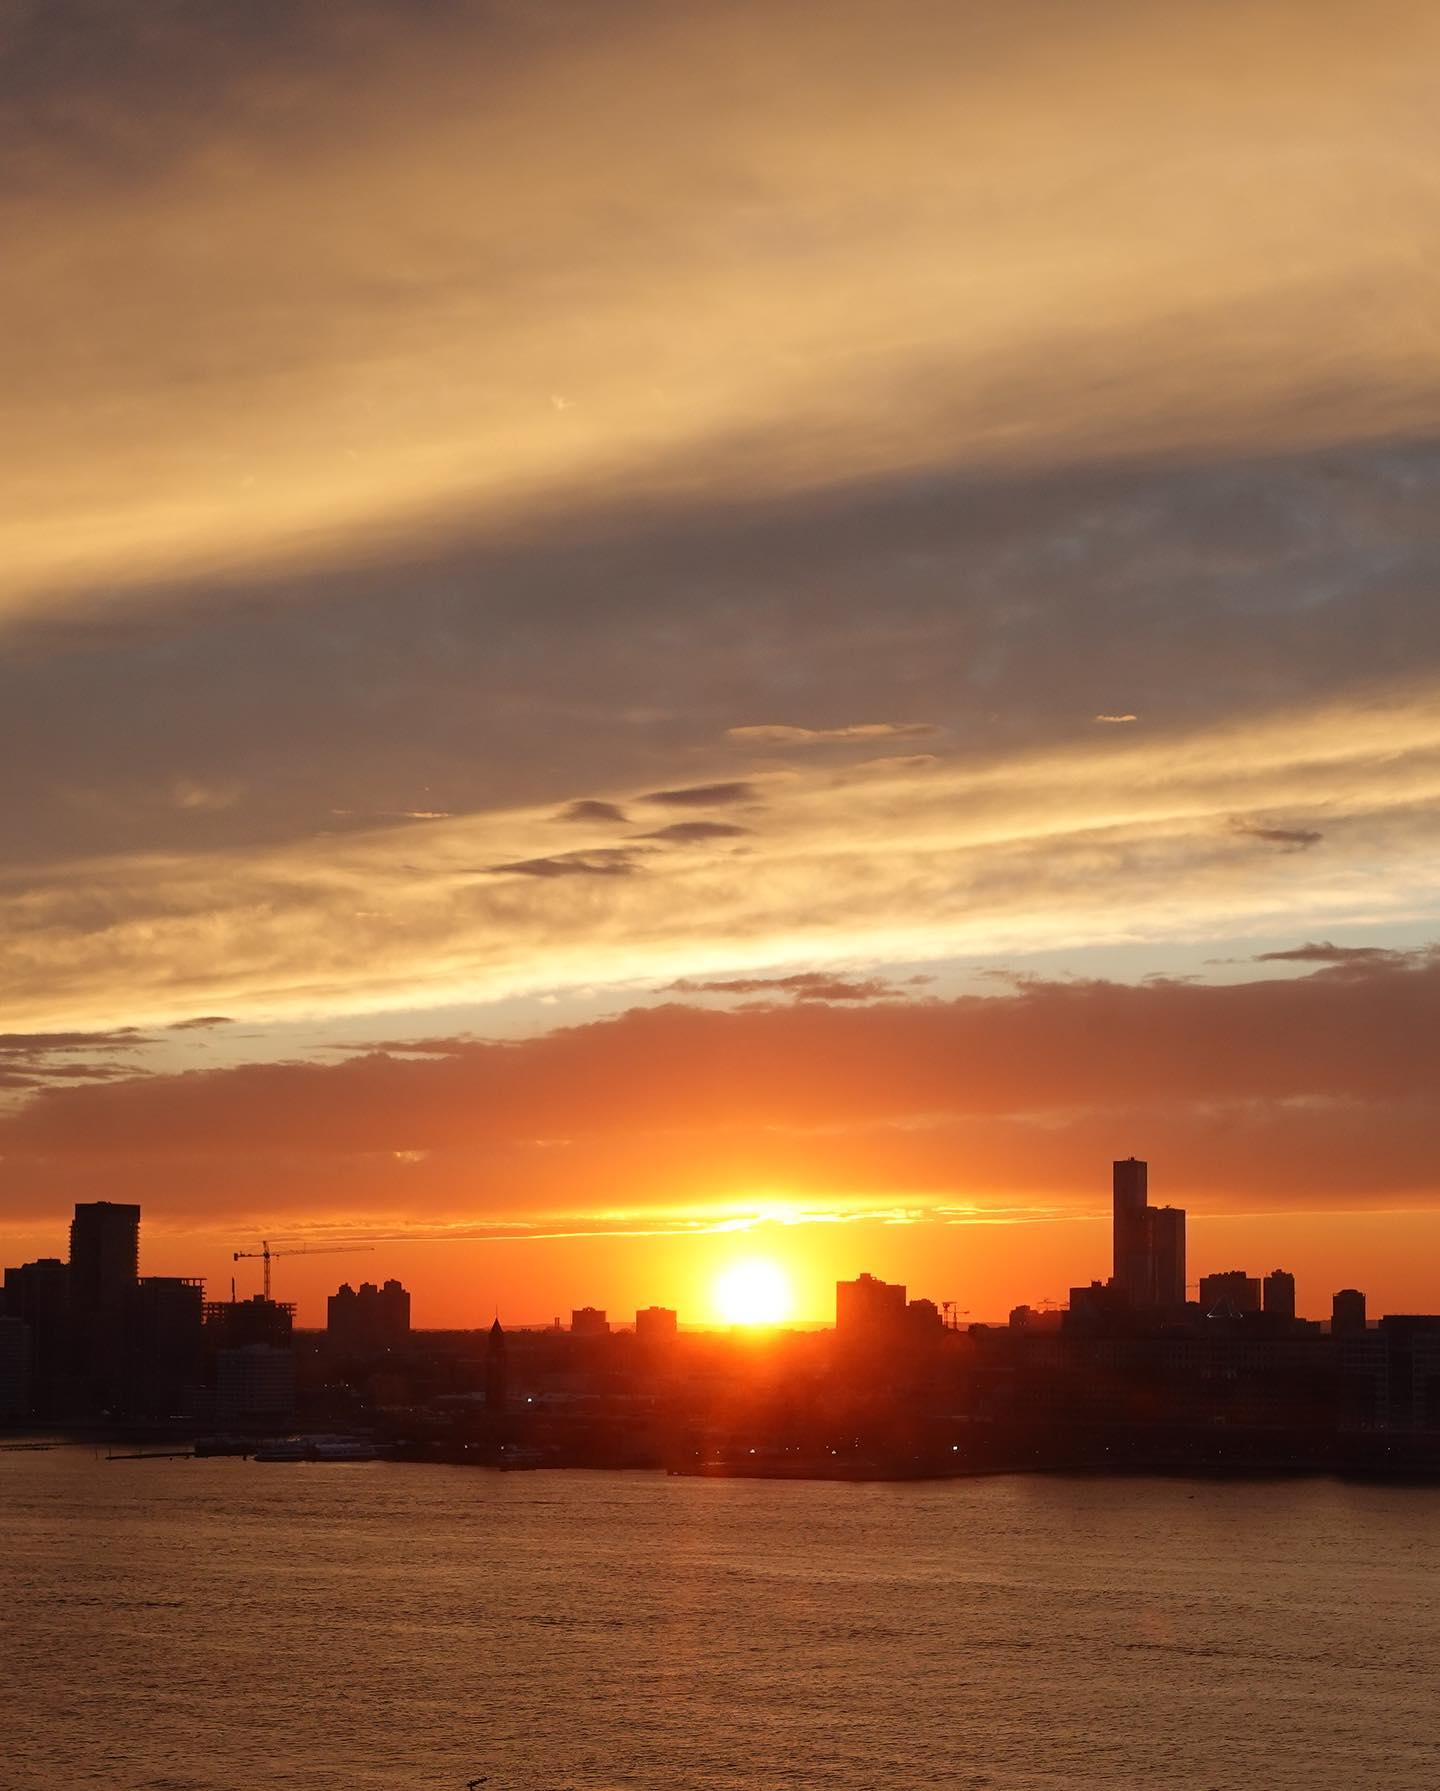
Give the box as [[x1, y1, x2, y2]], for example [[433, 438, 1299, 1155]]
[[5, 1452, 1440, 1790]]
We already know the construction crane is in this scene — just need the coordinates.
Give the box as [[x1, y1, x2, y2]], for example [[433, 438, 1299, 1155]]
[[232, 1239, 373, 1301]]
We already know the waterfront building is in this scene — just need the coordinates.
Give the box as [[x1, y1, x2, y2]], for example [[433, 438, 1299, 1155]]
[[69, 1201, 141, 1411], [128, 1276, 205, 1418], [68, 1202, 140, 1315], [1, 1258, 70, 1416], [0, 1316, 29, 1420], [216, 1343, 296, 1427]]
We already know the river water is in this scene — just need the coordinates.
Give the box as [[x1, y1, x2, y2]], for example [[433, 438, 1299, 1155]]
[[4, 1449, 1439, 1790]]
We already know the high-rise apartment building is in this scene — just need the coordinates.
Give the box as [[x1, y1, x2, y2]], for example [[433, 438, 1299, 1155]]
[[836, 1273, 907, 1337], [1149, 1207, 1187, 1308], [68, 1201, 141, 1411], [68, 1202, 139, 1313], [2, 1258, 70, 1416], [1263, 1269, 1297, 1322], [326, 1279, 410, 1353]]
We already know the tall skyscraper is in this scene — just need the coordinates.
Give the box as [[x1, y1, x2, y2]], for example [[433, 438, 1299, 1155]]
[[68, 1202, 141, 1411], [1112, 1158, 1151, 1302], [68, 1202, 139, 1314], [1149, 1207, 1187, 1308], [1111, 1161, 1187, 1310]]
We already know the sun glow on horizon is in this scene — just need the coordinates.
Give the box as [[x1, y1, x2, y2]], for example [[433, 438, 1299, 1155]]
[[712, 1257, 794, 1327]]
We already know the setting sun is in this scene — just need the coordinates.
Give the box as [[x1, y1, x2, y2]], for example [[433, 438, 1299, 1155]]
[[713, 1258, 793, 1327]]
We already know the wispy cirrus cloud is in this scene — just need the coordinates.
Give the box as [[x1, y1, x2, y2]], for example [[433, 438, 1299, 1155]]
[[1255, 940, 1407, 970], [487, 848, 648, 880], [1, 686, 1438, 1032], [555, 800, 632, 826], [641, 782, 759, 809], [638, 821, 751, 844], [1231, 819, 1325, 852], [727, 723, 938, 747], [664, 972, 900, 1002]]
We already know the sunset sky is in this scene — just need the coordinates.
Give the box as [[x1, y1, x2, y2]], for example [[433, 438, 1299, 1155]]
[[3, 0, 1439, 1324]]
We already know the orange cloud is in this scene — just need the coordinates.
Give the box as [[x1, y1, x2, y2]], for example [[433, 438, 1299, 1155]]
[[4, 954, 1436, 1234]]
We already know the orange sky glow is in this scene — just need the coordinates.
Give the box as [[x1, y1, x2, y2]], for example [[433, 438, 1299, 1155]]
[[2, 0, 1438, 1327]]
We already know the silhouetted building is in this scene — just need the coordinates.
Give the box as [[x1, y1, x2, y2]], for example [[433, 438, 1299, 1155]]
[[69, 1201, 141, 1410], [571, 1307, 610, 1336], [1112, 1158, 1151, 1302], [127, 1277, 204, 1418], [216, 1344, 295, 1427], [204, 1294, 295, 1350], [635, 1306, 678, 1341], [1111, 1160, 1188, 1310], [1376, 1317, 1440, 1433], [1199, 1271, 1262, 1316], [836, 1273, 907, 1337], [1066, 1280, 1128, 1329], [327, 1279, 410, 1353], [2, 1258, 70, 1416], [907, 1298, 944, 1333], [1009, 1303, 1062, 1333], [1263, 1269, 1297, 1323], [68, 1202, 139, 1314], [485, 1317, 507, 1413], [0, 1316, 29, 1420], [1149, 1207, 1186, 1308], [1332, 1288, 1367, 1337]]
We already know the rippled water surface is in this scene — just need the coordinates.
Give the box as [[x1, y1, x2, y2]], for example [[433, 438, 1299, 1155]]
[[5, 1450, 1440, 1790]]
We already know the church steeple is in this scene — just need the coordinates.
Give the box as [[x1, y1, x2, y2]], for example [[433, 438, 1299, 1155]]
[[485, 1315, 507, 1412]]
